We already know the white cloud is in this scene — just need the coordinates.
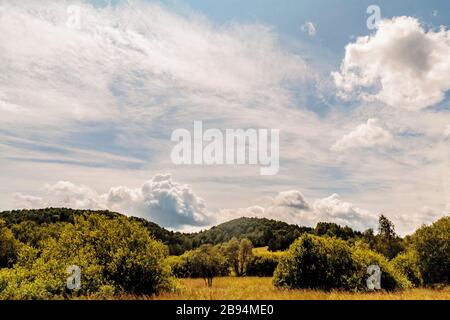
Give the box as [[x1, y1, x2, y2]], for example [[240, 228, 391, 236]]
[[333, 16, 450, 110], [13, 193, 43, 208], [331, 118, 392, 152], [44, 181, 106, 209], [311, 194, 376, 231], [396, 205, 448, 235], [219, 190, 377, 231], [272, 190, 310, 210], [301, 21, 316, 36], [13, 174, 212, 228], [0, 0, 311, 135]]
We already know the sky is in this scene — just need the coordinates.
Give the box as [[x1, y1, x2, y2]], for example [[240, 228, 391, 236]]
[[1, 0, 450, 235]]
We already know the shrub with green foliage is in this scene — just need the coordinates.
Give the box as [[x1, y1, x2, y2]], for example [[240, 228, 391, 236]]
[[348, 245, 412, 291], [247, 252, 283, 277], [167, 255, 191, 278], [391, 250, 423, 287], [273, 235, 355, 290], [409, 216, 449, 285], [0, 214, 173, 299], [273, 235, 411, 291]]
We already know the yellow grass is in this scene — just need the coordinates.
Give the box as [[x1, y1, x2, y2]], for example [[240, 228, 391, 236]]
[[153, 277, 450, 300]]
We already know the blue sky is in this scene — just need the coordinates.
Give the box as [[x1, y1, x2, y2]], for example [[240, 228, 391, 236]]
[[181, 0, 449, 50], [1, 0, 450, 234]]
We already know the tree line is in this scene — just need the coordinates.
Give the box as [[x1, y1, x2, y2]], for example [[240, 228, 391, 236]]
[[0, 208, 448, 298]]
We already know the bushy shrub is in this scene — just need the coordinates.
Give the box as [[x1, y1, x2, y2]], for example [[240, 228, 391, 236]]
[[391, 250, 423, 287], [273, 235, 411, 291], [348, 245, 412, 291], [246, 252, 284, 277], [0, 215, 173, 299], [409, 216, 449, 285], [167, 255, 191, 278], [273, 235, 355, 290]]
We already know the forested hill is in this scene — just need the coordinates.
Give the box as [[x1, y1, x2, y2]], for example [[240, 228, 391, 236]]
[[192, 217, 313, 250], [0, 208, 361, 255]]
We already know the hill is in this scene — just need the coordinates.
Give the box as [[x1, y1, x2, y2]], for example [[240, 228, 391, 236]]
[[192, 217, 313, 251], [0, 208, 360, 254]]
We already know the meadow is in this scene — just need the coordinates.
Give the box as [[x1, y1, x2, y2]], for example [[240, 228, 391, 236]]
[[153, 277, 450, 300]]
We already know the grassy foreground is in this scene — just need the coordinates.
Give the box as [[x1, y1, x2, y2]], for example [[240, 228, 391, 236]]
[[151, 277, 450, 300]]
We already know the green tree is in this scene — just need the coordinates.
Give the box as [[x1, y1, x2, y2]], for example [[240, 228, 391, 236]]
[[374, 215, 404, 259], [238, 239, 253, 276], [409, 216, 449, 285], [221, 238, 253, 276], [189, 245, 227, 287], [315, 222, 361, 240], [0, 219, 18, 268], [221, 238, 240, 276]]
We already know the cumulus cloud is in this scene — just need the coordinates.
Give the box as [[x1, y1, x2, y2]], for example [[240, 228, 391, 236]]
[[331, 118, 392, 152], [311, 194, 376, 231], [271, 190, 310, 210], [333, 16, 450, 110], [301, 22, 316, 36], [219, 190, 377, 231], [13, 174, 212, 228]]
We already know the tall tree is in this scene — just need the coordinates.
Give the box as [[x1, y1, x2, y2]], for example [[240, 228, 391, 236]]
[[238, 238, 253, 276], [0, 219, 18, 268], [221, 238, 253, 276], [190, 245, 227, 287], [375, 215, 404, 259]]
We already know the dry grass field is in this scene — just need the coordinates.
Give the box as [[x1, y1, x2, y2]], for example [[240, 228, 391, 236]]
[[152, 277, 450, 300]]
